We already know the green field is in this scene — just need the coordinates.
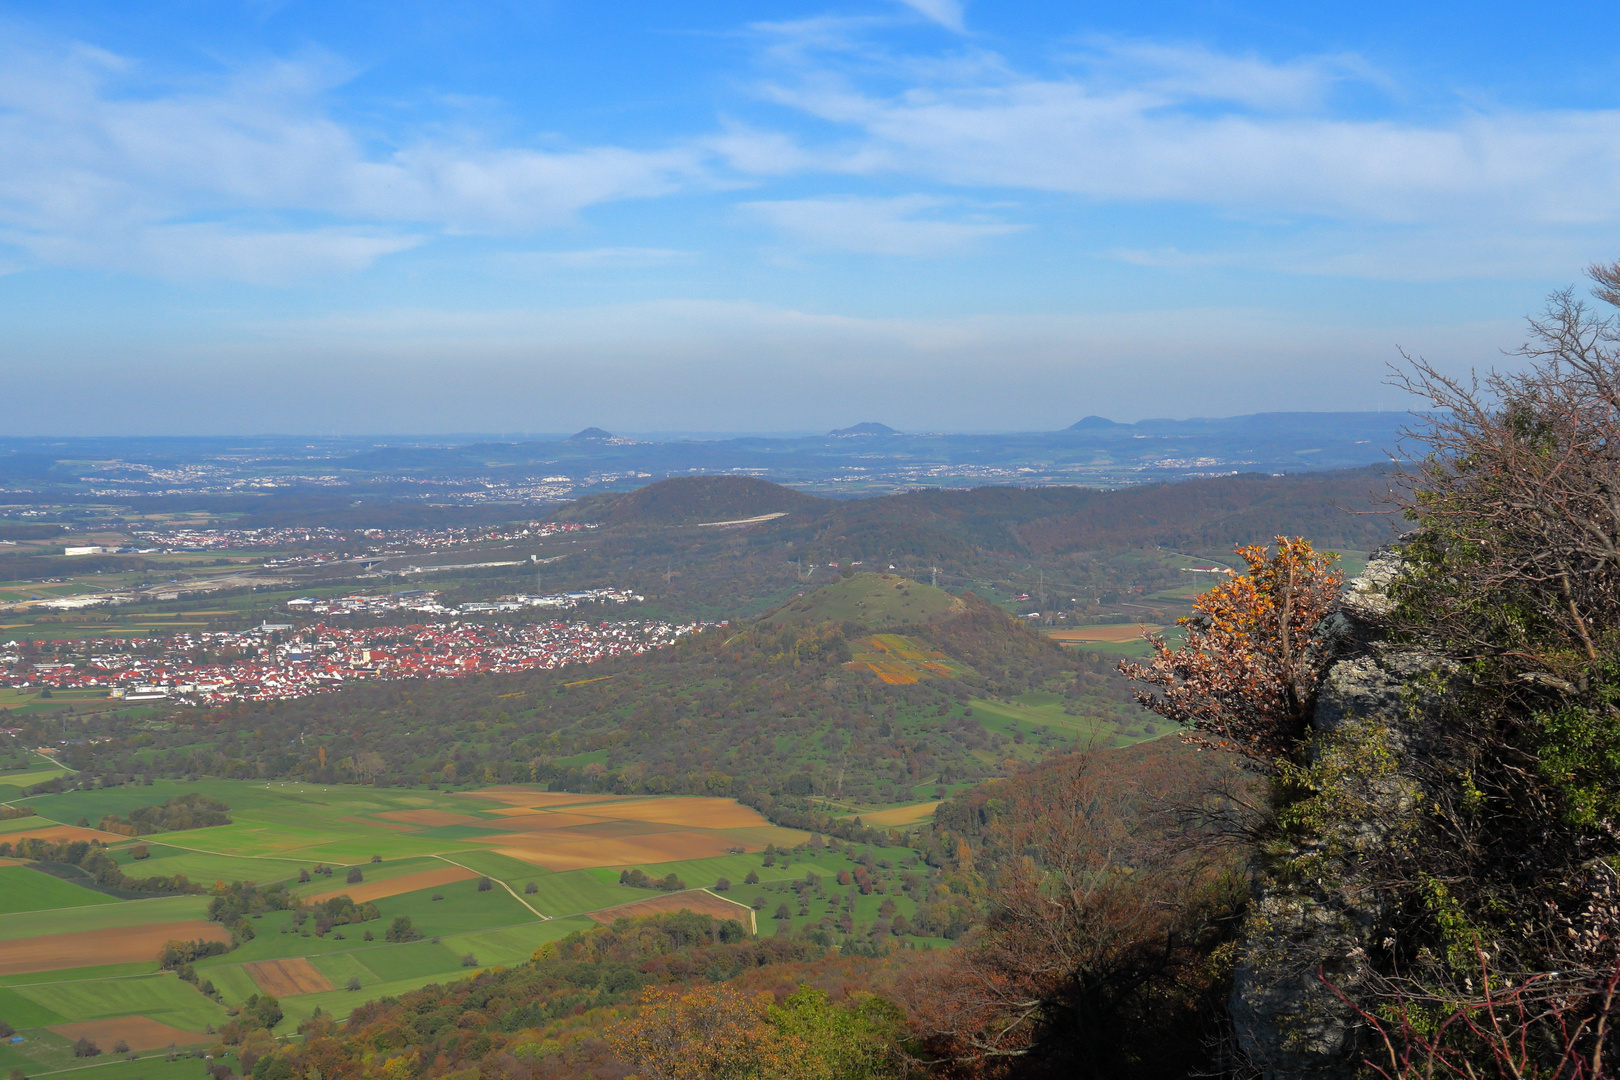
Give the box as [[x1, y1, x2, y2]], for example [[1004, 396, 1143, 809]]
[[0, 894, 209, 941], [971, 691, 1166, 748], [0, 777, 949, 1055], [16, 972, 227, 1031], [0, 866, 118, 914]]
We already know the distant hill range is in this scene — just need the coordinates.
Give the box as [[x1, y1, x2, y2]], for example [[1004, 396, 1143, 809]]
[[0, 411, 1413, 511], [555, 466, 1403, 555], [829, 422, 899, 436]]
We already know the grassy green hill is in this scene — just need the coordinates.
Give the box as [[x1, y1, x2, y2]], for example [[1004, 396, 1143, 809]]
[[761, 573, 965, 627]]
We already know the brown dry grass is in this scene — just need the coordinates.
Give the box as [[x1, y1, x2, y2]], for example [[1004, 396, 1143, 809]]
[[49, 1016, 205, 1051], [1046, 625, 1161, 643], [245, 957, 334, 996], [0, 920, 230, 975], [376, 809, 487, 827], [306, 865, 477, 904], [587, 890, 756, 930]]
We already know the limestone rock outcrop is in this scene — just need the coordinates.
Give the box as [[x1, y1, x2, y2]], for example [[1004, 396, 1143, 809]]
[[1229, 545, 1453, 1078]]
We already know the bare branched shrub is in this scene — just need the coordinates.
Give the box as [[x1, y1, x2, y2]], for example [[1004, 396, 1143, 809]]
[[1391, 270, 1620, 677], [1328, 950, 1620, 1079]]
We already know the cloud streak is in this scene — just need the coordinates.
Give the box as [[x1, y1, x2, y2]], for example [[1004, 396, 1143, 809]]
[[745, 32, 1620, 230], [741, 195, 1020, 254], [894, 0, 966, 33], [0, 41, 705, 282]]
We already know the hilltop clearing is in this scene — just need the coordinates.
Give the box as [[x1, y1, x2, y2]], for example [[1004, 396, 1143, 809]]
[[761, 573, 965, 628], [557, 475, 830, 529]]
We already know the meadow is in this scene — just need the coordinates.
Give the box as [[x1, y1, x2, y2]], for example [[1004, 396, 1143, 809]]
[[0, 778, 934, 1080]]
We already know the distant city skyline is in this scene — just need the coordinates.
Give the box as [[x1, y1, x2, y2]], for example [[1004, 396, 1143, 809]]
[[3, 1, 1619, 433]]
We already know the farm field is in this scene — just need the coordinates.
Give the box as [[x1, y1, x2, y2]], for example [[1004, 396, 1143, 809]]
[[970, 690, 1167, 747], [0, 778, 939, 1071]]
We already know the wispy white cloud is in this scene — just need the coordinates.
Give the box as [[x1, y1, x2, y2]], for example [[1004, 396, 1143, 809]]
[[1060, 37, 1386, 112], [0, 40, 705, 281], [741, 194, 1020, 254], [500, 247, 689, 270], [16, 225, 419, 285], [746, 29, 1620, 232], [894, 0, 966, 33]]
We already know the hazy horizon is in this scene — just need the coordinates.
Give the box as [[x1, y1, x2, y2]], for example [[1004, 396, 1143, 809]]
[[0, 409, 1419, 443]]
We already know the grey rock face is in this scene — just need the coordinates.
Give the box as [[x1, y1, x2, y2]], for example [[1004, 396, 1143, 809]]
[[1229, 546, 1448, 1079]]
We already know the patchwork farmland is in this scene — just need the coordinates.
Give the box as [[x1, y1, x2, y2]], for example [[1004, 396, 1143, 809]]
[[0, 776, 938, 1080]]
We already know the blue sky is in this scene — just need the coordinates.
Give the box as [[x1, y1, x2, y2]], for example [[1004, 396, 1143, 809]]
[[4, 0, 1620, 434]]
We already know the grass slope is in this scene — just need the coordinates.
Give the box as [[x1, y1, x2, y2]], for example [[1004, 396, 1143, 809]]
[[0, 866, 118, 914], [761, 573, 964, 628]]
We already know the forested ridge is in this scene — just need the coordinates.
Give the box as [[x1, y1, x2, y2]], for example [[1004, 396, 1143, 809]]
[[436, 467, 1402, 623]]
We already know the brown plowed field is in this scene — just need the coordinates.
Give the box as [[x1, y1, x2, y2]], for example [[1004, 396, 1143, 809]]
[[377, 809, 486, 827], [588, 890, 756, 931], [0, 823, 127, 845], [306, 864, 477, 904], [0, 920, 230, 975], [488, 830, 739, 871], [50, 1016, 205, 1052], [457, 789, 623, 807], [484, 812, 618, 832], [550, 819, 688, 838], [581, 798, 768, 829], [245, 957, 333, 996]]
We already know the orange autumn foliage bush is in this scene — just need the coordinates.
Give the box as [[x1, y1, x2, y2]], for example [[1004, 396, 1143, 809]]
[[1120, 536, 1342, 767]]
